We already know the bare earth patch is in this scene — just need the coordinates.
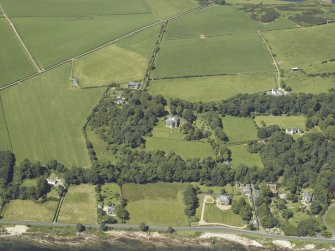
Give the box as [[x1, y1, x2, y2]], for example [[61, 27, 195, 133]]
[[6, 225, 28, 236], [272, 240, 294, 249], [200, 233, 263, 248]]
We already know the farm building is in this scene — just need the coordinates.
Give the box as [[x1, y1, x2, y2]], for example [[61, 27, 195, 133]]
[[165, 116, 180, 128], [269, 88, 285, 96], [218, 195, 232, 205], [285, 128, 303, 135], [127, 82, 141, 89], [302, 191, 313, 204], [72, 78, 79, 86]]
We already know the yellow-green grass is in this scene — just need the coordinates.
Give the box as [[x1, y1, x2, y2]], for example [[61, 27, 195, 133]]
[[101, 183, 121, 206], [144, 0, 199, 19], [285, 74, 335, 94], [222, 116, 258, 143], [0, 98, 12, 151], [58, 184, 97, 224], [324, 205, 335, 234], [192, 183, 238, 195], [86, 129, 115, 162], [73, 26, 159, 88], [148, 73, 276, 102], [255, 115, 306, 129], [0, 0, 150, 17], [1, 64, 104, 167], [1, 200, 57, 222], [204, 203, 244, 227], [263, 24, 335, 72], [145, 120, 214, 160], [260, 16, 299, 31], [165, 5, 262, 39], [123, 183, 189, 226], [0, 19, 36, 86], [12, 14, 157, 67], [21, 178, 37, 187], [306, 61, 335, 74], [154, 33, 275, 78], [230, 144, 263, 169]]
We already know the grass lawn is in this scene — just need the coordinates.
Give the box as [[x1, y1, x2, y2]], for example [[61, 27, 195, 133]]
[[21, 178, 37, 187], [101, 183, 121, 206], [12, 14, 157, 67], [263, 24, 335, 72], [0, 19, 36, 86], [324, 205, 335, 234], [123, 183, 189, 226], [255, 115, 306, 129], [1, 200, 57, 222], [148, 73, 276, 102], [58, 184, 97, 224], [145, 119, 214, 160], [204, 203, 244, 227], [165, 5, 261, 39], [154, 33, 275, 78], [86, 128, 115, 163], [230, 144, 263, 169], [222, 116, 258, 143], [0, 98, 12, 151], [74, 26, 159, 88], [1, 64, 104, 167]]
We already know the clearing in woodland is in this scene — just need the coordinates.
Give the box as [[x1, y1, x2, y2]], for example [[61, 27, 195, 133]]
[[222, 116, 258, 143]]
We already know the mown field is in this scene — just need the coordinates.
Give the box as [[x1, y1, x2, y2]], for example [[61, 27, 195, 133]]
[[123, 183, 189, 226], [148, 73, 276, 102], [222, 116, 258, 143], [58, 184, 97, 224], [254, 115, 306, 129], [154, 33, 275, 78], [1, 64, 104, 167], [1, 200, 58, 222], [145, 120, 214, 160], [0, 98, 12, 151], [0, 19, 36, 86], [204, 203, 244, 227], [230, 144, 263, 169], [74, 26, 159, 88]]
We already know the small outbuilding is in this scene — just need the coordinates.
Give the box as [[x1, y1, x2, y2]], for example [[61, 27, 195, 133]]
[[244, 184, 252, 196], [72, 78, 79, 86], [127, 82, 141, 89], [165, 116, 180, 129], [291, 67, 299, 71]]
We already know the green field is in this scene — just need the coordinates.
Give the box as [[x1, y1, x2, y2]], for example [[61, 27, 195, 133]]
[[123, 183, 189, 226], [1, 200, 58, 222], [58, 184, 97, 224], [148, 73, 276, 102], [74, 26, 159, 88], [230, 144, 263, 169], [165, 5, 261, 39], [324, 205, 335, 234], [255, 115, 306, 129], [204, 203, 245, 227], [1, 64, 104, 167], [260, 16, 299, 31], [222, 116, 258, 143], [145, 120, 214, 160], [285, 74, 335, 94], [0, 97, 12, 151], [263, 24, 335, 72], [154, 33, 275, 78], [0, 19, 36, 86]]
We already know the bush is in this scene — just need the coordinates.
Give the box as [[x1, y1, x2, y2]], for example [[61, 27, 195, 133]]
[[167, 226, 175, 233], [139, 223, 149, 232], [76, 223, 85, 232]]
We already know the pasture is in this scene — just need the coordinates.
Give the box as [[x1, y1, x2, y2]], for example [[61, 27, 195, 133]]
[[74, 26, 159, 88], [255, 115, 306, 129], [122, 183, 189, 226], [263, 24, 335, 72], [230, 144, 264, 169], [0, 19, 36, 86], [58, 184, 97, 224], [222, 116, 258, 143], [165, 5, 261, 39], [324, 205, 335, 234], [0, 98, 12, 151], [1, 200, 58, 222], [285, 74, 335, 94], [148, 73, 276, 102], [204, 203, 244, 227], [154, 33, 275, 78], [145, 120, 214, 160], [1, 64, 104, 167]]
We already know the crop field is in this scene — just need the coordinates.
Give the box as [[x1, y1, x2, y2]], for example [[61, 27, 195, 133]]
[[204, 203, 244, 227], [153, 33, 275, 78], [230, 145, 263, 169], [145, 120, 214, 160], [165, 5, 261, 39], [0, 64, 104, 167], [0, 19, 36, 86], [74, 26, 159, 88], [1, 200, 58, 222], [324, 205, 335, 234], [123, 183, 189, 226], [255, 115, 306, 129], [0, 98, 11, 151], [58, 184, 97, 224], [263, 24, 335, 72], [222, 116, 258, 143], [148, 73, 276, 102]]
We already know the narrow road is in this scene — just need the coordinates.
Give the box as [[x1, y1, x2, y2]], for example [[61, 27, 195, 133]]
[[0, 3, 43, 72], [0, 4, 213, 92]]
